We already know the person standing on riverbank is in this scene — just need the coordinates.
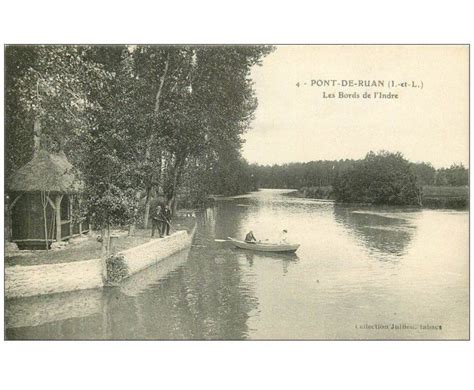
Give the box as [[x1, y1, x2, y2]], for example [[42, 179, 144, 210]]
[[151, 205, 162, 237], [161, 205, 172, 236]]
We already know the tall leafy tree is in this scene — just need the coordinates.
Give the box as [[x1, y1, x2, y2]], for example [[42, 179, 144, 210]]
[[6, 45, 274, 238], [7, 46, 137, 235], [333, 151, 421, 205], [158, 46, 273, 211], [5, 46, 38, 177]]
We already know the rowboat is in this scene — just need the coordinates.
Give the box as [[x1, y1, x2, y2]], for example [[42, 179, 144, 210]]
[[228, 237, 300, 253]]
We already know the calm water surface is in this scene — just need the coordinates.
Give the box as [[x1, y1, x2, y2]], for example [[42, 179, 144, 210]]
[[6, 189, 469, 340]]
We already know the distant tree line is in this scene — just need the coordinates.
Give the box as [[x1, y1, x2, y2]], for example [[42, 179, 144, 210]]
[[250, 159, 355, 189], [410, 162, 468, 186], [249, 152, 468, 206], [251, 158, 468, 189]]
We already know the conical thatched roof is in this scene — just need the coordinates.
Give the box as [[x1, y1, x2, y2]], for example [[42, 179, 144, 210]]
[[7, 150, 83, 193]]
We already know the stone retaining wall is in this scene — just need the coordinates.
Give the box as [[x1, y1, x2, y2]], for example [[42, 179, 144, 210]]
[[5, 227, 195, 299], [120, 230, 193, 276], [119, 248, 191, 297], [5, 259, 104, 299]]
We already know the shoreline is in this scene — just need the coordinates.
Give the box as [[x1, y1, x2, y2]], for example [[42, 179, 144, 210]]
[[281, 186, 468, 210], [5, 222, 197, 299]]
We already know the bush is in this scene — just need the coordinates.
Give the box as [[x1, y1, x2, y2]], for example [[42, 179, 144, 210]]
[[333, 151, 421, 205], [300, 186, 334, 199], [106, 254, 129, 283]]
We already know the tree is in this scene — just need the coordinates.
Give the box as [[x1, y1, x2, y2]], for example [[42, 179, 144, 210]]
[[333, 151, 421, 205], [5, 46, 38, 177], [157, 45, 273, 212], [249, 159, 354, 189], [410, 162, 436, 186], [8, 46, 140, 246], [435, 164, 468, 186], [6, 45, 274, 240]]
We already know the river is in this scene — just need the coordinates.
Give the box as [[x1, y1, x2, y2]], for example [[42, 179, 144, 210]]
[[5, 189, 469, 340]]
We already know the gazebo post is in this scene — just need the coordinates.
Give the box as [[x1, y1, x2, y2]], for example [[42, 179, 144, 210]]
[[55, 194, 63, 242], [69, 195, 73, 238], [78, 198, 83, 236], [7, 193, 24, 242], [6, 202, 13, 243]]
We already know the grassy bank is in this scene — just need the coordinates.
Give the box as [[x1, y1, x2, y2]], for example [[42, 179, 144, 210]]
[[5, 215, 196, 267], [285, 185, 468, 209], [422, 186, 469, 209]]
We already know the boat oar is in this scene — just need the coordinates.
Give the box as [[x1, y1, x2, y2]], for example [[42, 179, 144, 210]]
[[214, 238, 265, 243]]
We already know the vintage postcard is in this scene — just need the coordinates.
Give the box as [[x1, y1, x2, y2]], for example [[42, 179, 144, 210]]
[[4, 44, 469, 340]]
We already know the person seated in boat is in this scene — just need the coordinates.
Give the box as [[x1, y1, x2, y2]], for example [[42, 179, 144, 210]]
[[279, 229, 288, 244], [245, 230, 257, 243]]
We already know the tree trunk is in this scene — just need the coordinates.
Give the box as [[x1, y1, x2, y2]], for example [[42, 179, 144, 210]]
[[171, 197, 178, 216], [33, 118, 41, 155], [143, 185, 152, 229], [166, 156, 185, 216], [100, 227, 108, 282], [101, 223, 111, 258], [100, 228, 107, 258], [107, 224, 111, 255], [142, 151, 163, 229], [154, 53, 170, 115], [417, 188, 423, 206], [141, 54, 170, 228], [128, 190, 141, 236]]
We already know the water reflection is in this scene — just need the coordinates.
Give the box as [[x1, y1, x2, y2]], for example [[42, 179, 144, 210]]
[[5, 189, 468, 340], [6, 288, 103, 330], [6, 289, 106, 339], [241, 250, 298, 275], [6, 239, 258, 340], [333, 205, 417, 259]]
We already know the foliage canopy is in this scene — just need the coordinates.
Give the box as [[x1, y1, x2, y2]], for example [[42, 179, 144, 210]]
[[6, 45, 273, 229], [333, 151, 421, 205]]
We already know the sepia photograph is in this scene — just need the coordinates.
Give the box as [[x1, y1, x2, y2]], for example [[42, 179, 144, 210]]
[[3, 44, 469, 341]]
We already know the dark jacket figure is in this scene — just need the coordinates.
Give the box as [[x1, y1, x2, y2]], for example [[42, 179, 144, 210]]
[[161, 206, 172, 236], [245, 231, 256, 243], [151, 205, 162, 237]]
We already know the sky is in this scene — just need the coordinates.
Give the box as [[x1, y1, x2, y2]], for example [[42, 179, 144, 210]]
[[242, 45, 469, 169]]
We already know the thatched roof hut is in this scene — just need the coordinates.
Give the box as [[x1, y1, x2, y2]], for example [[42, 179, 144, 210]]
[[6, 150, 88, 249], [7, 150, 83, 193]]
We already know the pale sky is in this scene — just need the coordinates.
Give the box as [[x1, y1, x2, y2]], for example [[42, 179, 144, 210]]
[[243, 45, 469, 169]]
